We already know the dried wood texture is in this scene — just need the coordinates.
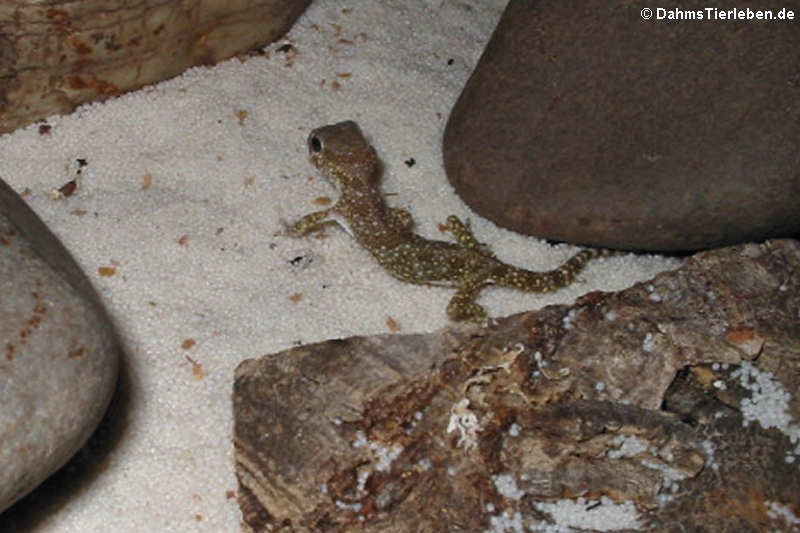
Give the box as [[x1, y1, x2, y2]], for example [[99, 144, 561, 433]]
[[0, 0, 310, 133], [233, 240, 800, 532]]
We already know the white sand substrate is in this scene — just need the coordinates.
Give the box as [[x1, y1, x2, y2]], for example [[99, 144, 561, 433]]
[[0, 1, 680, 531]]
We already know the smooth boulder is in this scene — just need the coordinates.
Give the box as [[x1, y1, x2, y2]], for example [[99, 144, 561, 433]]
[[443, 0, 800, 251], [0, 178, 121, 513]]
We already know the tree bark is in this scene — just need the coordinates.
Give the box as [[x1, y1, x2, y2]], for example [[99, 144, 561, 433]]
[[0, 0, 310, 133], [234, 240, 800, 532]]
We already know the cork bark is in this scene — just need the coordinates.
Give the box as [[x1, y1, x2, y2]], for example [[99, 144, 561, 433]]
[[0, 0, 310, 133], [233, 240, 800, 532]]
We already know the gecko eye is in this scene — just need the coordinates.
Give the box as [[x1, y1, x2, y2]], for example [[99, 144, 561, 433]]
[[309, 136, 322, 153]]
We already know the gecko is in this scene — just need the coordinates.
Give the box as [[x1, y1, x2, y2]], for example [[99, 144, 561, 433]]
[[286, 120, 615, 322]]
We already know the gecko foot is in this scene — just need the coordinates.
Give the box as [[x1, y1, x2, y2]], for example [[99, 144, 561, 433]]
[[446, 299, 488, 322]]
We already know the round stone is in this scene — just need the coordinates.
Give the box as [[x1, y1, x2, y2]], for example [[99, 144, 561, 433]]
[[0, 178, 121, 513], [443, 0, 800, 251]]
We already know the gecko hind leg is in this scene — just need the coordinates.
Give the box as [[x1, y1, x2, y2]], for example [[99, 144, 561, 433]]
[[446, 276, 490, 322], [446, 215, 494, 257]]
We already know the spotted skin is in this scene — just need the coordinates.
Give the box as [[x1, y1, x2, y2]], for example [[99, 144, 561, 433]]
[[288, 121, 614, 322]]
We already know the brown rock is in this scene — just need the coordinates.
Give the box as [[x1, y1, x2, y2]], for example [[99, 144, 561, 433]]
[[233, 239, 800, 532], [443, 0, 800, 251], [0, 0, 310, 133], [0, 178, 122, 512]]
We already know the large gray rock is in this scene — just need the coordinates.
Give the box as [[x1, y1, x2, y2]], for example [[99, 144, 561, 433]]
[[443, 0, 800, 251], [0, 178, 121, 513]]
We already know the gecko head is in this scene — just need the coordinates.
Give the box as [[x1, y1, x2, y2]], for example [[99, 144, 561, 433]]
[[308, 121, 380, 190]]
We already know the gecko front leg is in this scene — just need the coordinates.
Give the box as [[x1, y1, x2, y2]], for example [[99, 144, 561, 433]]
[[284, 208, 337, 237], [388, 207, 414, 232]]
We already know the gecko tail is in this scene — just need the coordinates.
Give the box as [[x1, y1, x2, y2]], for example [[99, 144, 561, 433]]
[[493, 248, 617, 293]]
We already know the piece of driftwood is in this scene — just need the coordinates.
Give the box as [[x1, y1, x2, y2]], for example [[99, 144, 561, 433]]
[[233, 240, 800, 532], [0, 0, 310, 133]]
